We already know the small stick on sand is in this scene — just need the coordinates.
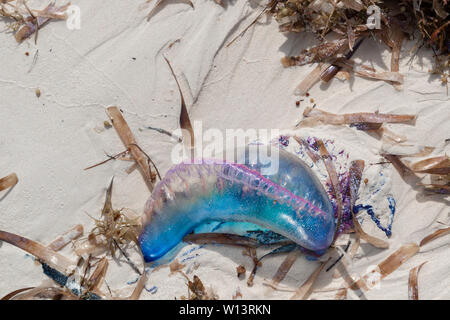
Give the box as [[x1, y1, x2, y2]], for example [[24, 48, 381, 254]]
[[290, 258, 330, 300], [106, 106, 155, 192], [0, 173, 18, 192], [48, 224, 83, 252], [408, 261, 427, 300]]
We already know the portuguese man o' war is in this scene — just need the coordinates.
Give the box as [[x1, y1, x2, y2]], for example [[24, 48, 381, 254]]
[[139, 146, 336, 262]]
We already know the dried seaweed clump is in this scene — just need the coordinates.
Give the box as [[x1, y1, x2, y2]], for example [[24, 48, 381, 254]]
[[274, 0, 449, 89], [77, 179, 142, 258], [0, 1, 70, 43], [181, 275, 218, 300]]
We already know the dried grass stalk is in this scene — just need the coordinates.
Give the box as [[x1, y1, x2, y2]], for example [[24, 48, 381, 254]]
[[408, 261, 427, 300], [420, 227, 450, 247], [382, 154, 413, 177], [353, 243, 420, 291], [409, 156, 450, 174], [348, 160, 364, 207], [290, 259, 329, 300], [226, 6, 269, 48], [106, 106, 154, 191], [377, 243, 419, 278], [293, 136, 321, 163], [86, 257, 108, 293], [316, 139, 342, 240], [164, 56, 195, 151], [147, 0, 193, 21], [352, 213, 389, 249], [298, 107, 415, 128], [12, 285, 78, 300], [350, 160, 389, 249], [244, 247, 260, 287], [345, 17, 356, 52], [128, 272, 147, 300], [295, 63, 331, 96], [335, 59, 404, 84], [0, 230, 76, 275], [1, 287, 35, 300], [269, 248, 302, 288], [0, 172, 18, 191], [84, 149, 130, 171], [349, 234, 360, 259], [389, 27, 404, 73], [48, 224, 83, 251]]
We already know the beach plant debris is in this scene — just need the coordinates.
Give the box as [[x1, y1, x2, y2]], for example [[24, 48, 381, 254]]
[[226, 3, 273, 48], [272, 0, 449, 92], [243, 247, 261, 287], [316, 139, 343, 242], [295, 63, 331, 96], [267, 248, 302, 289], [318, 50, 357, 81], [382, 153, 413, 177], [292, 136, 379, 239], [297, 107, 416, 128], [2, 287, 36, 300], [349, 243, 420, 292], [106, 106, 159, 191], [0, 199, 146, 299], [84, 257, 109, 294], [84, 149, 131, 171], [128, 272, 147, 300], [409, 155, 450, 174], [84, 178, 141, 260], [420, 227, 450, 247], [2, 282, 78, 300], [346, 224, 450, 294], [169, 259, 186, 276], [48, 224, 83, 252], [346, 159, 390, 249], [0, 172, 18, 192], [164, 56, 195, 151], [0, 230, 77, 275], [182, 275, 218, 300], [383, 154, 450, 194], [408, 261, 427, 300], [290, 258, 329, 300], [236, 265, 246, 278], [352, 211, 389, 249], [146, 0, 194, 21], [0, 1, 70, 43], [139, 1, 449, 91]]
